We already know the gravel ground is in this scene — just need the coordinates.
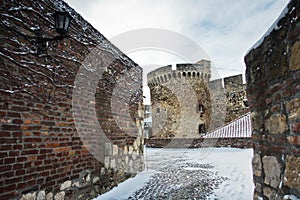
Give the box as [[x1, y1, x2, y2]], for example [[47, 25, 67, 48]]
[[127, 149, 228, 200]]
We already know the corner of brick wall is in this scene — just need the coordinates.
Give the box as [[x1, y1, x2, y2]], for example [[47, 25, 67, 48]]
[[245, 0, 300, 199]]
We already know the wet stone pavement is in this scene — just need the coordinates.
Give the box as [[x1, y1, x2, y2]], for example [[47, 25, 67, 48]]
[[127, 150, 228, 200]]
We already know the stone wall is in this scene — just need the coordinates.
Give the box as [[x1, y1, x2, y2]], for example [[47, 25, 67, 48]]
[[0, 0, 143, 200], [147, 61, 213, 138], [224, 74, 249, 123], [245, 0, 300, 199], [145, 138, 252, 149], [147, 62, 248, 139]]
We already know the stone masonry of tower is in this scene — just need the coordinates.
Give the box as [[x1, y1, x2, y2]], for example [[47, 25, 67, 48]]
[[147, 60, 249, 138]]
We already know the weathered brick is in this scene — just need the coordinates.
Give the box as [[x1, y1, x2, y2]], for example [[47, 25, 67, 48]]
[[0, 165, 12, 172], [0, 145, 12, 151], [45, 143, 59, 148], [21, 149, 39, 155], [1, 125, 20, 131], [0, 184, 16, 194], [24, 137, 42, 143], [5, 177, 22, 185], [13, 163, 23, 170], [291, 122, 300, 133], [16, 169, 25, 176], [6, 111, 21, 118], [0, 131, 10, 137], [16, 182, 26, 190], [11, 106, 30, 112], [4, 157, 15, 164], [24, 119, 31, 125], [0, 111, 6, 117], [12, 119, 23, 124], [287, 136, 300, 145]]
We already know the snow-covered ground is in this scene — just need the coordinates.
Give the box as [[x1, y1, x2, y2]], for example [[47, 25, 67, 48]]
[[94, 147, 254, 200]]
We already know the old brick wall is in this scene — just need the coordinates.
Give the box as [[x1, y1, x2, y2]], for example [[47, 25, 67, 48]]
[[245, 0, 300, 199], [0, 0, 143, 200]]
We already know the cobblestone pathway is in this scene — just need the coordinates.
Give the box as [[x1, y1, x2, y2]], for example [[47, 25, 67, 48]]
[[128, 149, 227, 200]]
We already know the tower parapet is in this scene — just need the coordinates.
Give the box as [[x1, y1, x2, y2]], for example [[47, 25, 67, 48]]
[[147, 60, 211, 87]]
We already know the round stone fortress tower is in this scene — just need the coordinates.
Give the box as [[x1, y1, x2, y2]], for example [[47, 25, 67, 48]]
[[147, 60, 216, 138]]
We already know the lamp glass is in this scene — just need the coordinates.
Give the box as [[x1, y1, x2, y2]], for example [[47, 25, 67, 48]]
[[54, 11, 71, 35]]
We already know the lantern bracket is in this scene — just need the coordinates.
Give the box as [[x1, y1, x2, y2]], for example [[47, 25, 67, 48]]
[[35, 11, 72, 55]]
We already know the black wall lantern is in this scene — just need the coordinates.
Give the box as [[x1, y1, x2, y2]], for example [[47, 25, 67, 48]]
[[54, 11, 72, 35], [36, 11, 72, 54]]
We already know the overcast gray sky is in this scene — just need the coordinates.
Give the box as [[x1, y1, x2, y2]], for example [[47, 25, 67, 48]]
[[65, 0, 288, 103]]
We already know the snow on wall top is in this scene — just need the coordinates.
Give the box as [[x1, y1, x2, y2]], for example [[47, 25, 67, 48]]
[[246, 2, 290, 54], [57, 0, 139, 69]]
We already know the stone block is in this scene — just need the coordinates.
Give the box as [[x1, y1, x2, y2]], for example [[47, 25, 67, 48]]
[[37, 191, 45, 200], [100, 167, 106, 176], [20, 192, 36, 200], [85, 174, 91, 182], [287, 136, 300, 145], [262, 156, 281, 188], [289, 41, 300, 71], [95, 185, 101, 193], [128, 146, 133, 155], [132, 151, 137, 160], [136, 137, 141, 147], [54, 192, 65, 200], [110, 159, 116, 169], [133, 140, 138, 151], [255, 183, 262, 193], [252, 153, 262, 177], [60, 180, 72, 190], [286, 98, 300, 120], [291, 122, 300, 133], [93, 176, 100, 184], [46, 193, 53, 200], [265, 114, 288, 134], [72, 181, 80, 187], [263, 186, 278, 199], [104, 157, 110, 169], [105, 142, 112, 156], [112, 145, 118, 156], [284, 155, 300, 192], [123, 145, 128, 155], [251, 111, 264, 131]]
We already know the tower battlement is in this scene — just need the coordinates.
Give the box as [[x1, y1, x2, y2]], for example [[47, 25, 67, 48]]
[[147, 60, 211, 87]]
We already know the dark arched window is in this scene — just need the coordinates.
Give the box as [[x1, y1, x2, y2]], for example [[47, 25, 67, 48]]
[[199, 124, 206, 134]]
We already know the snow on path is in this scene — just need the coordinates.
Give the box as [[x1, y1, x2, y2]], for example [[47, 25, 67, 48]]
[[94, 147, 254, 200]]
